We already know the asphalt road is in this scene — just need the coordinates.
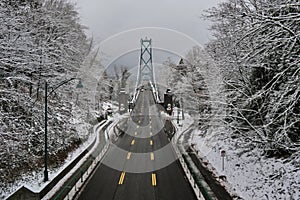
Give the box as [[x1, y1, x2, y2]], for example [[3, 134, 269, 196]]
[[76, 88, 197, 200]]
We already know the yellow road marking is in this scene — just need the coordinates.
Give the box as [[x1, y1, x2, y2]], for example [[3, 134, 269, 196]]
[[150, 131, 152, 136], [151, 173, 157, 186], [118, 172, 126, 185], [150, 152, 154, 160], [127, 152, 131, 160], [150, 140, 153, 146], [131, 139, 135, 145], [150, 125, 152, 129]]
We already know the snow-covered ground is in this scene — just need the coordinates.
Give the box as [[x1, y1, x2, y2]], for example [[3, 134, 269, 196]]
[[2, 110, 100, 200], [2, 101, 122, 200], [188, 124, 300, 200], [2, 123, 96, 200], [3, 101, 121, 198]]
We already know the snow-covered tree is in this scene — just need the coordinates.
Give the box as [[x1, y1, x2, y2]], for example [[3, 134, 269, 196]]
[[205, 0, 300, 157], [0, 0, 91, 195], [163, 48, 212, 124]]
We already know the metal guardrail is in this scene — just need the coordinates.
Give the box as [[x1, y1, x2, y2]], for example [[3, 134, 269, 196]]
[[169, 120, 214, 200], [187, 146, 234, 200], [6, 121, 108, 200], [50, 121, 113, 200], [179, 148, 214, 200], [52, 143, 110, 200]]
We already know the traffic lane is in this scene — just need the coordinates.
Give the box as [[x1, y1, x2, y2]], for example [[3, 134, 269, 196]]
[[112, 142, 156, 200], [113, 132, 153, 153], [131, 92, 145, 118], [151, 130, 170, 151], [131, 108, 150, 125], [113, 122, 170, 153], [77, 153, 194, 200], [112, 172, 156, 200], [156, 161, 197, 200], [78, 89, 196, 199], [148, 101, 196, 199], [76, 164, 120, 200], [117, 129, 195, 199], [130, 114, 150, 127], [101, 90, 155, 200], [123, 115, 164, 139]]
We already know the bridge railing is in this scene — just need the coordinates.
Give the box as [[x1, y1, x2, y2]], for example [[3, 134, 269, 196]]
[[130, 88, 140, 104], [149, 81, 161, 103]]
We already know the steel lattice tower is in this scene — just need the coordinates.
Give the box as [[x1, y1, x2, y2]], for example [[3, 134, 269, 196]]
[[131, 37, 159, 103], [136, 38, 156, 88]]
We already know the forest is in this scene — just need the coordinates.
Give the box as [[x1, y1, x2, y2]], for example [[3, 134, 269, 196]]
[[163, 1, 299, 198], [0, 0, 103, 194], [167, 0, 299, 159], [0, 0, 299, 199], [205, 0, 299, 158]]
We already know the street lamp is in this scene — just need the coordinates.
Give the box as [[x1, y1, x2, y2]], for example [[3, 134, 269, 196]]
[[177, 101, 180, 124], [181, 94, 184, 120], [44, 78, 83, 182]]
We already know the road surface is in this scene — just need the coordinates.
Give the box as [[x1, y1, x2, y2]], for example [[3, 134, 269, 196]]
[[76, 89, 197, 200]]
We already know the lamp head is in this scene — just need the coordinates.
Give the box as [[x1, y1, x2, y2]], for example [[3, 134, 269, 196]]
[[76, 79, 83, 89]]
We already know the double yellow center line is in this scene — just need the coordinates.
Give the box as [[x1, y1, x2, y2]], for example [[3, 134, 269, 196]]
[[118, 172, 126, 185], [119, 172, 157, 186], [127, 152, 131, 160], [131, 139, 135, 145], [118, 114, 157, 187], [151, 173, 157, 186], [150, 152, 154, 160]]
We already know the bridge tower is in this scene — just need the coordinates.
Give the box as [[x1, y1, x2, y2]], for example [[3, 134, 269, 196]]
[[133, 38, 159, 102]]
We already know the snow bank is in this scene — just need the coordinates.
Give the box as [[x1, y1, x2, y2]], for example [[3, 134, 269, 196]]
[[191, 127, 300, 200]]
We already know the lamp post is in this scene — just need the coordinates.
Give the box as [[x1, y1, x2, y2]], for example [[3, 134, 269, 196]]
[[181, 94, 184, 120], [44, 81, 48, 182], [177, 100, 180, 124], [44, 78, 83, 182]]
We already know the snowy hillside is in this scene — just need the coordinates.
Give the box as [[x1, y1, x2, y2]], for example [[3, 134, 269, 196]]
[[0, 0, 112, 198]]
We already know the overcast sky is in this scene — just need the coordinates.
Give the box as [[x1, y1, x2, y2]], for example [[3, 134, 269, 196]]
[[69, 0, 225, 82], [69, 0, 224, 45]]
